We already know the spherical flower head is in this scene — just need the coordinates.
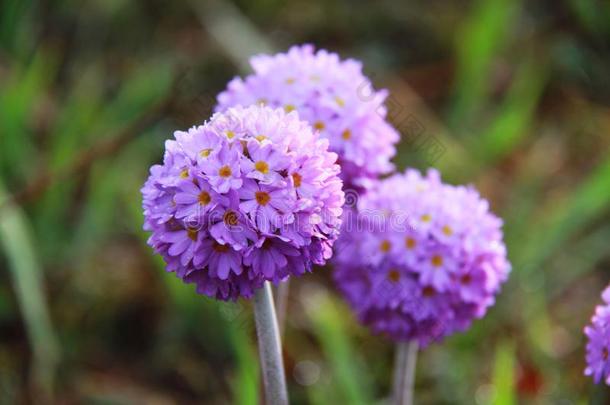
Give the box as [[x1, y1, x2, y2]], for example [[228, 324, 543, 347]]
[[142, 105, 344, 301], [216, 44, 399, 188], [584, 285, 610, 385], [332, 169, 510, 346]]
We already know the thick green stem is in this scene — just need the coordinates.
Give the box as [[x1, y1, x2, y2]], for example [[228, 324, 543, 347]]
[[393, 340, 418, 405], [253, 282, 288, 405], [275, 279, 290, 339]]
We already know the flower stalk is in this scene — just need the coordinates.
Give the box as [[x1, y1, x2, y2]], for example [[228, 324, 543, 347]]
[[254, 281, 289, 405], [393, 340, 418, 405], [275, 279, 290, 339]]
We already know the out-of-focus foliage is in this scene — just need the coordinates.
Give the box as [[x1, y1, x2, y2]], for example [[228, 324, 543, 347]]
[[0, 0, 609, 403]]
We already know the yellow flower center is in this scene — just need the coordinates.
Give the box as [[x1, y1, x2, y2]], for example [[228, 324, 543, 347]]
[[223, 210, 239, 226], [431, 255, 443, 267], [218, 165, 232, 178], [198, 191, 211, 205], [422, 286, 436, 297], [342, 129, 351, 140], [187, 228, 198, 241], [405, 237, 416, 249], [200, 148, 212, 158], [292, 172, 302, 188], [380, 240, 392, 253], [284, 104, 296, 113], [314, 121, 325, 131], [255, 135, 267, 142], [388, 269, 400, 283], [225, 130, 235, 139], [255, 191, 271, 206], [285, 77, 296, 84], [180, 168, 189, 179], [442, 225, 453, 236], [257, 98, 268, 105], [255, 161, 269, 174], [335, 96, 345, 107], [421, 214, 431, 223]]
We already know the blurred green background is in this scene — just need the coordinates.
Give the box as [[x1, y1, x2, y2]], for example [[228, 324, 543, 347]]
[[1, 0, 610, 403]]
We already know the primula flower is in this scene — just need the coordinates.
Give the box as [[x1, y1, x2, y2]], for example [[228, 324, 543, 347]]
[[241, 139, 291, 186], [585, 285, 610, 385], [238, 179, 295, 233], [332, 169, 510, 346], [173, 179, 222, 219], [142, 105, 344, 301], [216, 44, 399, 188]]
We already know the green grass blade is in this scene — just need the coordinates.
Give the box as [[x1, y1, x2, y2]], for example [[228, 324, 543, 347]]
[[227, 315, 259, 405], [471, 58, 547, 163], [514, 153, 610, 274], [491, 341, 516, 405], [450, 0, 517, 126], [0, 178, 60, 398], [305, 289, 373, 405]]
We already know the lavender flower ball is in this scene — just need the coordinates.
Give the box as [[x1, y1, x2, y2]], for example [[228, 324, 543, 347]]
[[216, 44, 399, 188], [584, 286, 610, 385], [332, 169, 510, 346], [142, 105, 344, 301]]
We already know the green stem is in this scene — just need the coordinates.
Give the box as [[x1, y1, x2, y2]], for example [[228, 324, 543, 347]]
[[253, 282, 288, 405], [393, 340, 418, 405]]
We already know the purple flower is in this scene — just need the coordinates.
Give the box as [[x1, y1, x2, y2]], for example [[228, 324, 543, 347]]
[[585, 286, 610, 385], [244, 235, 301, 281], [241, 139, 291, 186], [239, 180, 295, 233], [417, 248, 457, 292], [159, 224, 205, 270], [173, 178, 223, 219], [142, 105, 344, 301], [195, 239, 243, 280], [216, 44, 399, 188], [209, 196, 258, 251], [333, 169, 510, 346], [201, 143, 242, 193]]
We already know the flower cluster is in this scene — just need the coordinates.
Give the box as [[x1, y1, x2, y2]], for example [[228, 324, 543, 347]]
[[216, 44, 399, 188], [585, 286, 610, 385], [142, 105, 344, 301], [332, 169, 510, 346]]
